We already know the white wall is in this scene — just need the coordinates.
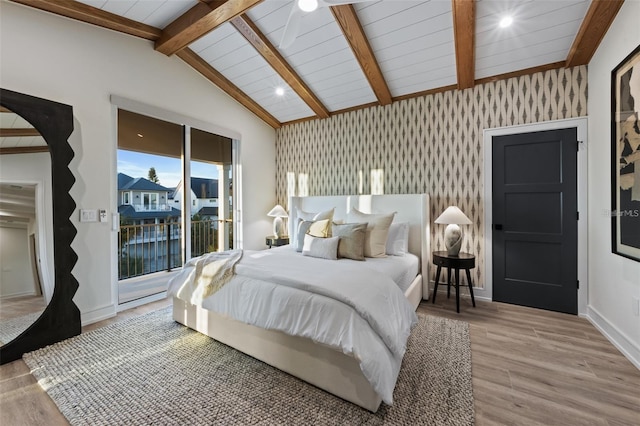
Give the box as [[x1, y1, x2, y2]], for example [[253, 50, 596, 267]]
[[0, 2, 276, 324], [0, 152, 53, 301], [587, 0, 640, 368], [0, 227, 36, 298]]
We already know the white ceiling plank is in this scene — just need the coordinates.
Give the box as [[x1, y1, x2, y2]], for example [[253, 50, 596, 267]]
[[375, 33, 454, 66], [478, 30, 579, 61], [190, 23, 238, 53], [359, 1, 452, 42], [476, 47, 569, 79], [94, 0, 137, 17], [143, 1, 198, 29]]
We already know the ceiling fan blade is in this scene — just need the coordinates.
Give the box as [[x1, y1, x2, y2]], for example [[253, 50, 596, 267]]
[[279, 3, 303, 49]]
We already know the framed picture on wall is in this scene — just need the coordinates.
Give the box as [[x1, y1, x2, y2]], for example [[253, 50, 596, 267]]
[[611, 44, 640, 262]]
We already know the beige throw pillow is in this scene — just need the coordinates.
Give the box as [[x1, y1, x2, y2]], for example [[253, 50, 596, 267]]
[[347, 208, 395, 257]]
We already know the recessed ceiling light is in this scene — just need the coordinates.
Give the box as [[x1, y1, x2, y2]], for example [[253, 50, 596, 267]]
[[275, 87, 285, 97], [499, 16, 513, 28], [298, 0, 318, 13]]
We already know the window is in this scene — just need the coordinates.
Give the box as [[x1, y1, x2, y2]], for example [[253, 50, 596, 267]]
[[122, 192, 130, 205], [142, 193, 158, 210]]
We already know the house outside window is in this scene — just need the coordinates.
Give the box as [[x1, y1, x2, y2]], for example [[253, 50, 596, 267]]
[[122, 192, 130, 205]]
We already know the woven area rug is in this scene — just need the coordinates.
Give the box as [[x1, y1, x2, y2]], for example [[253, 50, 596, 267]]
[[24, 307, 474, 425], [0, 312, 42, 345]]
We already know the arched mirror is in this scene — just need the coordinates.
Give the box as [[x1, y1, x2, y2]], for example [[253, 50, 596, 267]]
[[0, 88, 80, 364]]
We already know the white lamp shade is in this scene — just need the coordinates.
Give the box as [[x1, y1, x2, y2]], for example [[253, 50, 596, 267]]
[[434, 206, 472, 225], [268, 205, 288, 238], [267, 204, 288, 218]]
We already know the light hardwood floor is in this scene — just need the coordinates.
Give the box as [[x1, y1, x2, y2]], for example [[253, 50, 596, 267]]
[[0, 295, 46, 321], [1, 296, 638, 425]]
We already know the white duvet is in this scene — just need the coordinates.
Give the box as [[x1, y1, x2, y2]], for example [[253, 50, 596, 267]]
[[168, 246, 418, 404]]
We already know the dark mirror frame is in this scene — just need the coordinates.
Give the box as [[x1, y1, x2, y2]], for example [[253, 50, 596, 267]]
[[0, 88, 81, 364]]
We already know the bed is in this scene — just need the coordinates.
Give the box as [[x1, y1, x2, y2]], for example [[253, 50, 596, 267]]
[[171, 194, 430, 412]]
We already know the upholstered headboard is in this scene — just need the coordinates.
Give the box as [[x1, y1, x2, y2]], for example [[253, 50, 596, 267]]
[[288, 194, 430, 299]]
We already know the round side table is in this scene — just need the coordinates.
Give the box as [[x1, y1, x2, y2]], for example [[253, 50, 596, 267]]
[[432, 251, 476, 313]]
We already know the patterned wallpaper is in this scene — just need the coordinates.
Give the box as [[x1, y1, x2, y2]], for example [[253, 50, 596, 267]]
[[275, 65, 588, 287]]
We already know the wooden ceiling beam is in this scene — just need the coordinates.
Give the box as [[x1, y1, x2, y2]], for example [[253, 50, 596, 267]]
[[230, 14, 330, 119], [177, 48, 281, 129], [0, 146, 49, 155], [565, 0, 624, 67], [0, 128, 40, 137], [451, 0, 476, 90], [330, 5, 392, 106], [155, 0, 263, 56], [10, 0, 162, 40]]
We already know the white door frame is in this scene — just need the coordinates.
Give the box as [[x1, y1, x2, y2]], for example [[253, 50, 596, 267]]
[[482, 117, 589, 315], [110, 96, 243, 313]]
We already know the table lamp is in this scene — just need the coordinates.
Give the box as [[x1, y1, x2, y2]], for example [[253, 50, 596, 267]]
[[435, 206, 472, 256], [267, 204, 288, 238]]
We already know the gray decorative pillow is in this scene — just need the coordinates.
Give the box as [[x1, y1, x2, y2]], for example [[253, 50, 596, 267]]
[[302, 235, 339, 260], [332, 223, 367, 261]]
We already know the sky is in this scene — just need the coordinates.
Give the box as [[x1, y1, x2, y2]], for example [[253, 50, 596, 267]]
[[117, 150, 218, 188]]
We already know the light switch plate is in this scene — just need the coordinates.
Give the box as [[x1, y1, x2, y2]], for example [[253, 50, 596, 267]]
[[99, 209, 107, 223], [80, 209, 97, 222]]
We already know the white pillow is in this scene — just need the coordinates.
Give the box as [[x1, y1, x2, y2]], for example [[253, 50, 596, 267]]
[[386, 222, 409, 255], [302, 235, 339, 260], [347, 208, 395, 258]]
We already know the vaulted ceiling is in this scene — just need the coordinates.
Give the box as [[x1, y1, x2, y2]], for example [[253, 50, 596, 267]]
[[8, 0, 624, 129]]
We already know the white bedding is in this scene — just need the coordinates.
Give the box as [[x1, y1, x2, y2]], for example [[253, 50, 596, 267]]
[[168, 247, 418, 404], [353, 251, 420, 293]]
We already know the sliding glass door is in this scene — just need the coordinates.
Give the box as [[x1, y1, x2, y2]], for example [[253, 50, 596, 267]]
[[116, 108, 235, 304]]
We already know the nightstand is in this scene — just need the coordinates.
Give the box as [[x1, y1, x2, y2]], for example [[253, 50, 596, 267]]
[[266, 236, 289, 248], [432, 251, 476, 313]]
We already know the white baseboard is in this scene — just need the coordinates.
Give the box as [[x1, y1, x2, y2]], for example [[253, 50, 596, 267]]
[[81, 303, 117, 326], [586, 306, 640, 370], [0, 291, 38, 299], [117, 291, 167, 313], [80, 292, 168, 326]]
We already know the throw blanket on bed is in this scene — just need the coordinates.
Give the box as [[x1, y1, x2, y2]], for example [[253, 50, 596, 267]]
[[169, 250, 243, 306]]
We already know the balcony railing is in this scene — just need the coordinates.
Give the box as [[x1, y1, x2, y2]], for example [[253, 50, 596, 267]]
[[130, 203, 173, 212], [118, 219, 232, 280]]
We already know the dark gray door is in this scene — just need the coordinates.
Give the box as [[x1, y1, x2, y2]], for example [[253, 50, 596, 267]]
[[492, 128, 578, 314]]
